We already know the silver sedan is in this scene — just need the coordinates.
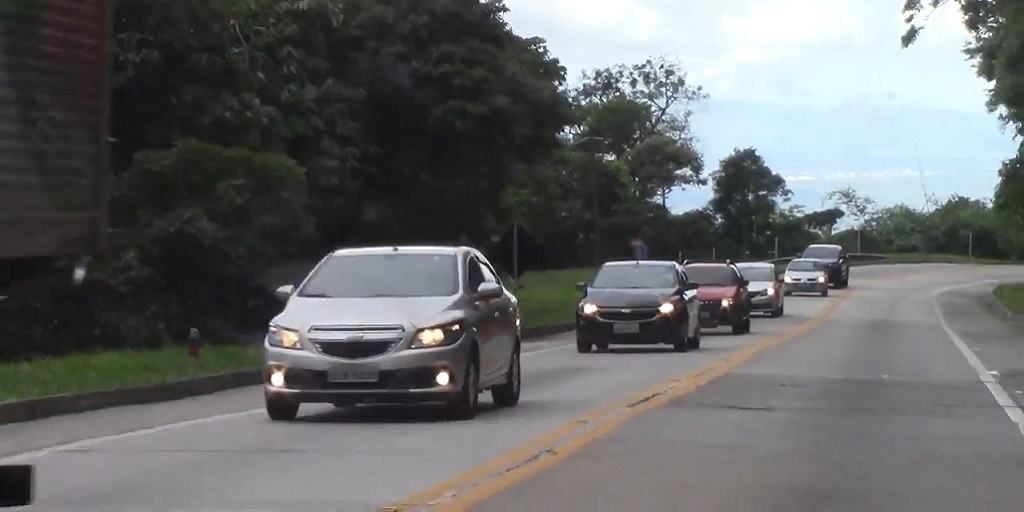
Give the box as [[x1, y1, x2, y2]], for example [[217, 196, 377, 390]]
[[263, 246, 522, 421]]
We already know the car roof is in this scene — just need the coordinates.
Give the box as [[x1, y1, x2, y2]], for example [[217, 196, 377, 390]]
[[735, 261, 773, 268], [602, 260, 677, 267], [789, 258, 822, 264], [331, 245, 468, 257], [806, 244, 841, 249], [683, 262, 734, 267]]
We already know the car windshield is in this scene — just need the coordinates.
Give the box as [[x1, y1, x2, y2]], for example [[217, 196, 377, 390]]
[[683, 265, 736, 286], [738, 266, 775, 282], [802, 246, 840, 259], [788, 260, 822, 272], [589, 264, 678, 289], [297, 253, 459, 298]]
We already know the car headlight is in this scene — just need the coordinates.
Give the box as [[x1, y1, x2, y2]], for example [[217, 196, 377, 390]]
[[658, 302, 674, 314], [721, 298, 731, 308], [580, 302, 598, 315], [412, 322, 463, 348], [817, 275, 826, 283], [267, 324, 301, 349], [784, 275, 793, 283], [766, 287, 775, 296]]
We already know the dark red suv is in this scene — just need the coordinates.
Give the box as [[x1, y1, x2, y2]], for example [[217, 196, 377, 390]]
[[681, 260, 752, 334]]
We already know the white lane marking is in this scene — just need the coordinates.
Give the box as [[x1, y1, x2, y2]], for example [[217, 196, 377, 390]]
[[932, 280, 1024, 438], [0, 339, 576, 463]]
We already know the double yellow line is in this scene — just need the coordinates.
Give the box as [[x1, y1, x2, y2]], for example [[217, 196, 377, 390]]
[[385, 291, 853, 511]]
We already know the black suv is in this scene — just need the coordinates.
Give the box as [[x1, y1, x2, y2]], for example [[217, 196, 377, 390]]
[[798, 244, 849, 288]]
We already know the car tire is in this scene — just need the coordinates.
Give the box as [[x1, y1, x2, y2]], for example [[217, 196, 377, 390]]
[[688, 324, 702, 350], [820, 288, 829, 297], [595, 343, 610, 352], [673, 323, 689, 352], [492, 348, 521, 407], [783, 291, 792, 296], [576, 336, 593, 353], [771, 304, 784, 318], [265, 395, 299, 421], [447, 360, 479, 420], [731, 318, 746, 335], [743, 314, 752, 333]]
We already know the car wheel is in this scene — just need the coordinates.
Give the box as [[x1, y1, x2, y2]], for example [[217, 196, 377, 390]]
[[595, 342, 610, 352], [265, 394, 299, 421], [771, 304, 784, 317], [731, 318, 745, 335], [576, 335, 593, 353], [492, 347, 520, 407], [447, 360, 479, 420], [688, 324, 702, 350], [673, 323, 689, 352], [820, 288, 829, 297], [783, 291, 792, 296], [743, 314, 752, 333]]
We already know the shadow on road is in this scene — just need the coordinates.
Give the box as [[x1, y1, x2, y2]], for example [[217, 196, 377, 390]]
[[296, 402, 509, 424]]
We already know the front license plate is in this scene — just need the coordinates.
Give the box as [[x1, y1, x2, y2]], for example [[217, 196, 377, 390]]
[[699, 311, 710, 319], [612, 322, 640, 334], [327, 366, 380, 382]]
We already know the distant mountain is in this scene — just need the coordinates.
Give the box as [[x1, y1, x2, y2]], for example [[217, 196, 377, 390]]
[[668, 99, 1018, 212]]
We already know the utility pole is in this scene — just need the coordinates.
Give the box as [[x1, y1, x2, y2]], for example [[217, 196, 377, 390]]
[[969, 231, 973, 259], [856, 229, 862, 253], [512, 221, 519, 282], [774, 236, 779, 259]]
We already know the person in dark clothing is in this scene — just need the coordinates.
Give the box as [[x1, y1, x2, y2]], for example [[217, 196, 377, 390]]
[[630, 231, 648, 260]]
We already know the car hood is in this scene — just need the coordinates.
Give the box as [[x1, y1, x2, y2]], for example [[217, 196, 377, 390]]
[[747, 280, 774, 293], [273, 296, 460, 331], [585, 288, 676, 307], [787, 270, 824, 279], [695, 285, 737, 300]]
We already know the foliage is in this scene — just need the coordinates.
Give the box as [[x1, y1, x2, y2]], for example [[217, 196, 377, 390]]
[[709, 148, 792, 256]]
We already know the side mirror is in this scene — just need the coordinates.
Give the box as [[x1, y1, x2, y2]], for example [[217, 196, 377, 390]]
[[575, 281, 588, 292], [275, 284, 295, 301], [741, 279, 749, 287], [682, 282, 700, 291], [476, 282, 503, 300], [0, 465, 32, 507]]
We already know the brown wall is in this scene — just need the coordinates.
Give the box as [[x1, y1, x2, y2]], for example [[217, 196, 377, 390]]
[[0, 0, 110, 259]]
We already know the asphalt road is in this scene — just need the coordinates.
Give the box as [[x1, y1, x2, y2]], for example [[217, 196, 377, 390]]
[[2, 264, 1024, 511]]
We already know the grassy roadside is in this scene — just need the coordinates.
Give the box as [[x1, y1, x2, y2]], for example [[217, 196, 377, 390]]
[[0, 267, 594, 402], [0, 345, 263, 403], [993, 284, 1024, 315]]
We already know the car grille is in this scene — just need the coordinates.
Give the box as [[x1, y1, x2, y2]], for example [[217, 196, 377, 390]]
[[751, 289, 767, 297], [598, 308, 658, 322], [315, 340, 397, 359], [308, 324, 405, 360]]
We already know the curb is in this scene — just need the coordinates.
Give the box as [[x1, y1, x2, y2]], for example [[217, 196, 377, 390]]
[[0, 323, 575, 425], [982, 283, 1024, 321]]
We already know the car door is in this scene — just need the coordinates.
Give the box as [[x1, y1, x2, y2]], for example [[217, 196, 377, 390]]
[[469, 256, 509, 383], [677, 267, 699, 337], [465, 256, 501, 381], [477, 254, 517, 380]]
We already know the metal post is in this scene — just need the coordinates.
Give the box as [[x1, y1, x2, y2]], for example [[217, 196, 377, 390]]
[[969, 232, 973, 259], [512, 221, 519, 280], [856, 229, 862, 253], [774, 236, 779, 259], [712, 247, 716, 260], [592, 165, 600, 265]]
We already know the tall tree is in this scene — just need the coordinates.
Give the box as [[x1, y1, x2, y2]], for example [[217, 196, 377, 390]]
[[824, 186, 876, 229], [572, 57, 707, 203], [709, 148, 792, 255]]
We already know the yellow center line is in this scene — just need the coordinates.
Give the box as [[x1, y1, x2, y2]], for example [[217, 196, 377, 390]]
[[385, 290, 854, 512]]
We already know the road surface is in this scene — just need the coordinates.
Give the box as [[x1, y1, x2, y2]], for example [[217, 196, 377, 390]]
[[2, 264, 1024, 511]]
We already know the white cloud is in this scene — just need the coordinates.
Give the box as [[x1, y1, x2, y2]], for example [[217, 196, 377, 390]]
[[784, 169, 947, 184]]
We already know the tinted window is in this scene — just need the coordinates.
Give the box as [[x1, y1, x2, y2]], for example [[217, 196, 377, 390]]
[[802, 246, 840, 259], [683, 265, 737, 286], [787, 260, 823, 272], [738, 266, 775, 281], [298, 253, 459, 298], [590, 264, 679, 289]]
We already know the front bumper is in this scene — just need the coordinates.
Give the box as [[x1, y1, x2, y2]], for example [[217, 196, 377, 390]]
[[263, 339, 469, 406], [576, 307, 682, 345], [749, 292, 779, 311], [785, 280, 828, 294], [698, 300, 740, 327]]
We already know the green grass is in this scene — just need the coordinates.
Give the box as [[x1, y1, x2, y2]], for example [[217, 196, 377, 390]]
[[994, 284, 1024, 315], [513, 267, 596, 329], [0, 344, 263, 403]]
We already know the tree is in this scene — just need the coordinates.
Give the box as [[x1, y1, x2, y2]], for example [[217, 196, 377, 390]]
[[824, 186, 876, 228], [709, 148, 792, 255], [572, 57, 707, 203], [802, 208, 846, 236]]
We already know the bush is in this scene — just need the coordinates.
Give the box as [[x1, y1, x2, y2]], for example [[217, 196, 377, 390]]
[[0, 141, 316, 362]]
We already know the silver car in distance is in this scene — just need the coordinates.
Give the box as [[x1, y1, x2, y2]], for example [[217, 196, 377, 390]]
[[263, 246, 522, 421]]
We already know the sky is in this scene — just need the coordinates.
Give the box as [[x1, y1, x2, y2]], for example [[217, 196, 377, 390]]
[[502, 0, 1019, 216]]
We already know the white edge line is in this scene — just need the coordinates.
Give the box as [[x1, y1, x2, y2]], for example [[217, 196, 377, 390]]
[[932, 279, 1024, 438], [0, 339, 575, 463]]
